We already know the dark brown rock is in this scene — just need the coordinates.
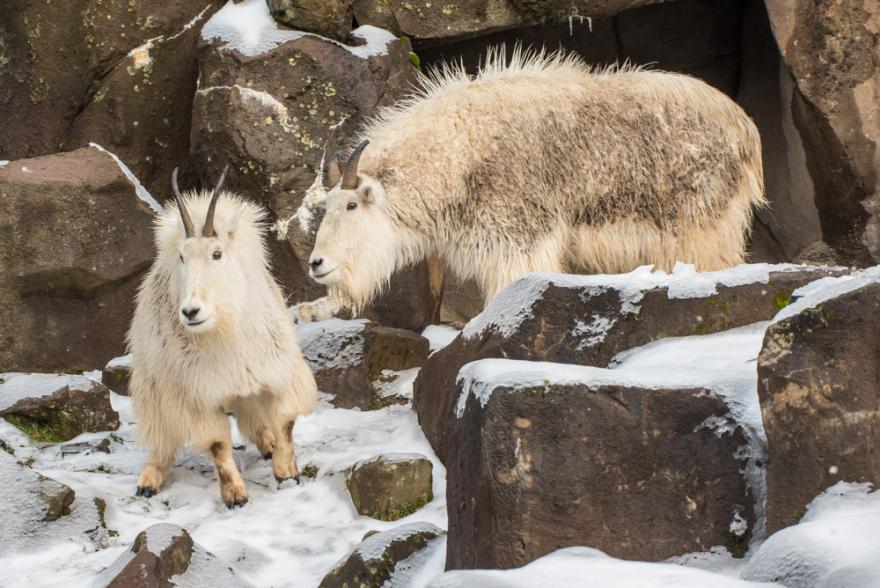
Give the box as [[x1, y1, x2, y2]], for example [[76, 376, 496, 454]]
[[446, 363, 755, 569], [0, 1, 221, 198], [102, 355, 133, 396], [298, 319, 429, 409], [318, 522, 444, 588], [0, 148, 155, 372], [415, 265, 843, 462], [193, 20, 418, 308], [758, 280, 880, 534], [0, 373, 120, 442], [346, 455, 433, 520], [764, 0, 880, 265], [102, 523, 249, 587], [268, 0, 356, 41]]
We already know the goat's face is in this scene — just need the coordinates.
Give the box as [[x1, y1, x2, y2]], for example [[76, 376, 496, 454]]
[[177, 234, 242, 335], [309, 176, 397, 300]]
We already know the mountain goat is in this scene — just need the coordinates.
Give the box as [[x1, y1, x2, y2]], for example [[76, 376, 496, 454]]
[[299, 49, 765, 315], [129, 168, 317, 508]]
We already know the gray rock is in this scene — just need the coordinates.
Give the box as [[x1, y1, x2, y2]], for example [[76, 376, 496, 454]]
[[102, 354, 132, 396]]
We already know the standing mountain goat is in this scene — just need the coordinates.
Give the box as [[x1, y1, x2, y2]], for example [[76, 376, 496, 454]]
[[129, 168, 317, 508], [300, 50, 765, 315]]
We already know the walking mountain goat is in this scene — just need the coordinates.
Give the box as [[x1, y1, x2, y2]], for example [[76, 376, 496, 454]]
[[299, 50, 765, 317], [129, 168, 317, 508]]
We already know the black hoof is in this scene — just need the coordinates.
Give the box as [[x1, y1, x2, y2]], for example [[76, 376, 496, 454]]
[[262, 451, 273, 461], [275, 474, 301, 486], [136, 486, 157, 498], [225, 497, 249, 509]]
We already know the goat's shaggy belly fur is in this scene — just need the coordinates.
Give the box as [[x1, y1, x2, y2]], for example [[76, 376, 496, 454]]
[[327, 50, 766, 306], [129, 192, 317, 503]]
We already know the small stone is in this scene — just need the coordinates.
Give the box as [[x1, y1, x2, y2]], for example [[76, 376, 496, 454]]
[[346, 454, 433, 520]]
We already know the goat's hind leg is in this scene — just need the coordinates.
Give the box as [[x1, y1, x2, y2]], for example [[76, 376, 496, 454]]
[[197, 411, 249, 508], [234, 400, 276, 460], [262, 392, 301, 484]]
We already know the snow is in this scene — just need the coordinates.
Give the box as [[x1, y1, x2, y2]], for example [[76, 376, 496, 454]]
[[429, 546, 779, 587], [352, 521, 442, 561], [773, 265, 880, 322], [89, 143, 162, 213], [202, 0, 396, 58], [105, 354, 132, 370], [376, 368, 420, 401], [422, 325, 460, 353], [0, 372, 99, 412], [462, 262, 817, 340], [744, 482, 880, 587], [0, 160, 9, 168], [0, 385, 446, 587], [388, 536, 447, 588], [297, 318, 368, 371]]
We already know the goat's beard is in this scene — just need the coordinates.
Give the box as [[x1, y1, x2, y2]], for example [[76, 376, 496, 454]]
[[327, 264, 393, 317]]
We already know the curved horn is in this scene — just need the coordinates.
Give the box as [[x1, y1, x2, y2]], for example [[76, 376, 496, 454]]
[[202, 164, 229, 237], [171, 167, 195, 239], [323, 149, 342, 189], [341, 140, 369, 190]]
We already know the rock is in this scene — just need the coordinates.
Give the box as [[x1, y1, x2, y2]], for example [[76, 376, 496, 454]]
[[298, 319, 429, 409], [758, 279, 880, 534], [446, 359, 757, 569], [415, 263, 842, 462], [61, 438, 112, 458], [0, 451, 107, 556], [102, 354, 133, 396], [0, 373, 120, 442], [346, 454, 433, 520], [0, 1, 221, 198], [763, 0, 880, 264], [195, 2, 423, 317], [319, 522, 444, 588], [0, 148, 155, 372], [100, 523, 250, 587], [268, 0, 355, 41]]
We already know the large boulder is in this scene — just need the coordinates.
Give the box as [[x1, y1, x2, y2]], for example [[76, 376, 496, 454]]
[[0, 451, 108, 556], [99, 523, 250, 587], [0, 373, 120, 442], [194, 1, 436, 325], [446, 359, 758, 569], [297, 319, 429, 409], [319, 522, 444, 588], [268, 0, 356, 41], [346, 454, 433, 520], [0, 148, 155, 372], [416, 264, 841, 462], [763, 0, 880, 264], [757, 269, 880, 533], [0, 0, 221, 198]]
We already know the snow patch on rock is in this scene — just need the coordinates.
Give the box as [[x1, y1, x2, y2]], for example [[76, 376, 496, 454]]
[[354, 521, 442, 561], [297, 318, 368, 370], [89, 143, 162, 213], [422, 325, 461, 353], [0, 373, 99, 412]]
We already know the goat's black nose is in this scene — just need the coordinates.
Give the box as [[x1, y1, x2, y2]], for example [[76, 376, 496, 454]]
[[181, 307, 200, 320], [309, 258, 323, 270]]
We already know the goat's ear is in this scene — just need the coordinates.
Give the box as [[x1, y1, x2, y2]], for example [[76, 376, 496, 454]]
[[226, 207, 245, 240], [359, 180, 381, 204]]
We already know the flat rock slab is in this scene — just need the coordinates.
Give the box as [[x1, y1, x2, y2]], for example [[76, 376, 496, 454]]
[[102, 354, 132, 396], [298, 319, 429, 409], [319, 522, 444, 588], [100, 523, 250, 587], [0, 451, 107, 557], [446, 359, 757, 569], [758, 267, 880, 533], [416, 263, 844, 462], [346, 454, 433, 520], [0, 373, 120, 441]]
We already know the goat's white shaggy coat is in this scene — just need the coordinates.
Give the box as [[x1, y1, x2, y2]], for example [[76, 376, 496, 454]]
[[304, 49, 766, 312], [129, 191, 317, 506]]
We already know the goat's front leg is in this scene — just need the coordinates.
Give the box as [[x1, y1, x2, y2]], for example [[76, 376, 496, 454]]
[[271, 418, 299, 484], [136, 446, 177, 498], [289, 295, 342, 324], [198, 414, 248, 508]]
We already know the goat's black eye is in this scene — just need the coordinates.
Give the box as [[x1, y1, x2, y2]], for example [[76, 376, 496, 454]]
[[346, 201, 357, 211], [212, 250, 222, 260]]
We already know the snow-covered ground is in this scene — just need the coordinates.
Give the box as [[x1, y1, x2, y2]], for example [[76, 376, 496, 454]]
[[2, 266, 880, 586]]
